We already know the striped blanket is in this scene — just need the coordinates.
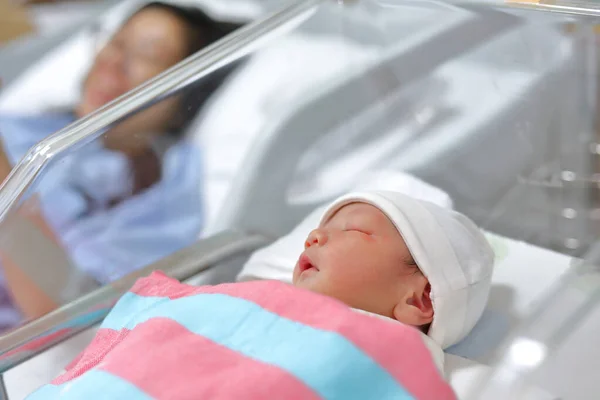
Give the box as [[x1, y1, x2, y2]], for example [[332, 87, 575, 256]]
[[28, 272, 456, 400]]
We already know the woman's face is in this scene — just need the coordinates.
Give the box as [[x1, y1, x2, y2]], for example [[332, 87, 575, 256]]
[[78, 7, 192, 152]]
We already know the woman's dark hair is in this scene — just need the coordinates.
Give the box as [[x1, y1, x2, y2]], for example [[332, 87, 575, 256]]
[[136, 2, 247, 138]]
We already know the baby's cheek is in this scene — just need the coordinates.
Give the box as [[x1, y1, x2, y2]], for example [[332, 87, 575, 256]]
[[322, 243, 380, 282], [325, 252, 363, 280], [351, 263, 401, 298], [340, 252, 385, 280], [329, 259, 374, 289]]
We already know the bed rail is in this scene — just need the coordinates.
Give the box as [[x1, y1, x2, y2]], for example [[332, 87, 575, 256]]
[[0, 230, 269, 398]]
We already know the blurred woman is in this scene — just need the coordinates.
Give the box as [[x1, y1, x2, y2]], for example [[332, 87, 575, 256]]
[[0, 2, 242, 329]]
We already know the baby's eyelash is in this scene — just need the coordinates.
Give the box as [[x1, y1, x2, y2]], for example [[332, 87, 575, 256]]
[[400, 260, 420, 275], [345, 228, 371, 235], [405, 257, 418, 267]]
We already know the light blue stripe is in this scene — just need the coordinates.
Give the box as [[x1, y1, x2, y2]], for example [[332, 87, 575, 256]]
[[27, 370, 153, 400], [101, 292, 414, 400], [100, 292, 167, 330]]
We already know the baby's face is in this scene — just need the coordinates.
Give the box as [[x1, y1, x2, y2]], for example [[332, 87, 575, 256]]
[[293, 203, 433, 325]]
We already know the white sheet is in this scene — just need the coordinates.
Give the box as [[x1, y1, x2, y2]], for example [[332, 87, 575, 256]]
[[447, 231, 572, 362], [445, 354, 556, 400]]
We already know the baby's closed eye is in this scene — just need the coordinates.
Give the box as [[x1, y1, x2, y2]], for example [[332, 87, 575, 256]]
[[345, 227, 373, 236], [400, 252, 418, 267]]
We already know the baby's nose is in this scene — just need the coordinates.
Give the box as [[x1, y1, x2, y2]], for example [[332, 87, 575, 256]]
[[305, 229, 328, 249]]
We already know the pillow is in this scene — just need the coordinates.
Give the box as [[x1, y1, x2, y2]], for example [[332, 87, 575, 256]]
[[236, 170, 453, 282]]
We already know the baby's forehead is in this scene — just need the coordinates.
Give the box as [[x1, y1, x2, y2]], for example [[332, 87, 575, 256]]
[[325, 201, 417, 263], [325, 202, 392, 226]]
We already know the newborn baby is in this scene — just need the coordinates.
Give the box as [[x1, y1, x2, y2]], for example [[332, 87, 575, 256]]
[[292, 191, 495, 349]]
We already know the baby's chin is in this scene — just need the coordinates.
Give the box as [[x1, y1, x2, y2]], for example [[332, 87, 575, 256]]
[[292, 268, 319, 290]]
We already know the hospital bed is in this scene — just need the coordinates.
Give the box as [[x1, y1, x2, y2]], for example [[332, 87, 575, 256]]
[[0, 0, 600, 398]]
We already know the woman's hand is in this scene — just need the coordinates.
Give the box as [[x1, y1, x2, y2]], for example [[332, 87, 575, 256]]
[[0, 196, 63, 321], [18, 194, 61, 245]]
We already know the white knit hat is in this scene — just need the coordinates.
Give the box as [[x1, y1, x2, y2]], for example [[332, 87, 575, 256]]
[[319, 190, 495, 349]]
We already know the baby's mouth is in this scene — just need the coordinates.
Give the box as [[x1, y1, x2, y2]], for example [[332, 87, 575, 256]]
[[298, 254, 319, 274]]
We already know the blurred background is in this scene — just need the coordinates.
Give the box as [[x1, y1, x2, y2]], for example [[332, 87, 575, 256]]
[[1, 0, 113, 43]]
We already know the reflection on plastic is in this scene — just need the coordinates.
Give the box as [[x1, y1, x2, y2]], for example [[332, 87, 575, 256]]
[[509, 338, 547, 368]]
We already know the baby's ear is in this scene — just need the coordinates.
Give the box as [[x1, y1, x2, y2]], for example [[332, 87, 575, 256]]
[[392, 281, 434, 326]]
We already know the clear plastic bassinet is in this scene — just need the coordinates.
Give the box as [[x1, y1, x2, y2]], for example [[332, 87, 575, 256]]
[[0, 0, 599, 398]]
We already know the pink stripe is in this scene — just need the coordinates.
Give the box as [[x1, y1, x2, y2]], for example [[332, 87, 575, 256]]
[[53, 328, 130, 385], [132, 272, 455, 399], [97, 318, 320, 400]]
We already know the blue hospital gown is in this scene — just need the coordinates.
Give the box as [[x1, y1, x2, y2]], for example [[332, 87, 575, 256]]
[[0, 113, 204, 329]]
